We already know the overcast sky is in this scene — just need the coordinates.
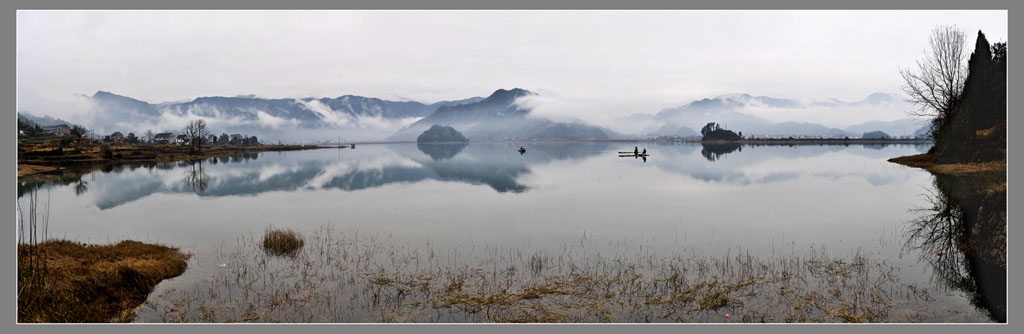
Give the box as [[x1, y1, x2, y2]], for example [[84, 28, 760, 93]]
[[18, 10, 1007, 119]]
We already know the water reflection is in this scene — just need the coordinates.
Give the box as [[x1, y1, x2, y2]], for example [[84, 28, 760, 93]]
[[646, 143, 928, 185], [417, 143, 468, 161], [700, 143, 741, 161], [73, 179, 89, 196], [904, 174, 1006, 322], [184, 160, 209, 192], [18, 143, 929, 211], [18, 173, 86, 198], [22, 143, 613, 210]]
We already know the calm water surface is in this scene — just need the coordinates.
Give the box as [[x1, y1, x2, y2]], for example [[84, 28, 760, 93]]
[[17, 142, 998, 322]]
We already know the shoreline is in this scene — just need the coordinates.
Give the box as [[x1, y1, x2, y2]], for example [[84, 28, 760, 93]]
[[888, 152, 1006, 176], [17, 143, 325, 177]]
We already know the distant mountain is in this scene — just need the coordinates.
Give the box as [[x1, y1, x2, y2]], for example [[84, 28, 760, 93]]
[[759, 122, 853, 138], [649, 122, 699, 138], [645, 92, 918, 138], [811, 92, 904, 107], [389, 88, 610, 141], [18, 112, 74, 127], [843, 118, 928, 138], [75, 91, 485, 142], [913, 123, 933, 139]]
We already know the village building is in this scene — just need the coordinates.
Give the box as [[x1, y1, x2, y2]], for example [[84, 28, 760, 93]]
[[43, 124, 72, 137], [154, 132, 174, 144]]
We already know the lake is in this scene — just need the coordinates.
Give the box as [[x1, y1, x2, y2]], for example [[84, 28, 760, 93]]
[[16, 142, 1001, 322]]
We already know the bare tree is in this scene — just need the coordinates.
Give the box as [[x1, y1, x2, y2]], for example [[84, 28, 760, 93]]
[[900, 25, 968, 119], [183, 119, 209, 152], [69, 124, 88, 147], [144, 130, 154, 144]]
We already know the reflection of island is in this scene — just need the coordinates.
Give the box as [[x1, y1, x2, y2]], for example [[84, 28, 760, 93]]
[[700, 143, 741, 161], [649, 143, 930, 185], [417, 143, 468, 161], [31, 143, 608, 210], [905, 175, 1006, 322]]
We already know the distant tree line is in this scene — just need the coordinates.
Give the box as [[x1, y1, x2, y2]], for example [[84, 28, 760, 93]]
[[21, 118, 262, 152]]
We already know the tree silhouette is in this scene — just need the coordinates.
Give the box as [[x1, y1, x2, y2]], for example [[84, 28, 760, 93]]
[[900, 25, 967, 145], [183, 119, 209, 152]]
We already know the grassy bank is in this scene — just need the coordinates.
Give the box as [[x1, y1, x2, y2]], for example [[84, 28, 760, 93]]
[[17, 142, 321, 177], [889, 152, 1006, 176], [18, 240, 190, 323]]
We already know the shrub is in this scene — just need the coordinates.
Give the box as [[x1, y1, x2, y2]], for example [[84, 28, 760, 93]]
[[101, 145, 113, 159], [261, 228, 304, 257]]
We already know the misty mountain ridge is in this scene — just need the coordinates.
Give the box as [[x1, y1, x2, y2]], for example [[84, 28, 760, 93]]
[[18, 112, 75, 127], [644, 92, 924, 138], [75, 90, 486, 142], [389, 88, 611, 141], [25, 89, 924, 142]]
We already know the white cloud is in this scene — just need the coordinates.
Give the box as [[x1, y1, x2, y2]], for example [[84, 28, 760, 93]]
[[16, 10, 1007, 131]]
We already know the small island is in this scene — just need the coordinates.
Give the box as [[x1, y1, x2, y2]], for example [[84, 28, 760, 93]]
[[417, 124, 469, 143], [861, 130, 892, 139], [700, 122, 741, 141]]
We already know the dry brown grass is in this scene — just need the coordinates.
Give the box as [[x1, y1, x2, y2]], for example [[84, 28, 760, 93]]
[[18, 240, 190, 323], [261, 228, 305, 257], [888, 153, 1005, 176], [924, 162, 1005, 175], [142, 227, 948, 323], [17, 164, 57, 177]]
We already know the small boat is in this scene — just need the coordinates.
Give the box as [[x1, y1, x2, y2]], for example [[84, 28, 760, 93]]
[[619, 153, 650, 157]]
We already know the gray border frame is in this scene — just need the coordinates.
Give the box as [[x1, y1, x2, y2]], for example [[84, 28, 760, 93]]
[[1, 1, 1018, 334]]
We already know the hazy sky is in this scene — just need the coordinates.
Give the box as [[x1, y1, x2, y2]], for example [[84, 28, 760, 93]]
[[18, 10, 1007, 118]]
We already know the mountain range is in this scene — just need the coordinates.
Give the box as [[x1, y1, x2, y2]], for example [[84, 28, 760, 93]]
[[388, 88, 610, 141], [19, 89, 929, 142], [639, 92, 928, 139]]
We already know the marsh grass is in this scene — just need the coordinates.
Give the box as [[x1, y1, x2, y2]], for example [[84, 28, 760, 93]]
[[17, 189, 191, 323], [138, 226, 953, 323], [261, 228, 305, 257]]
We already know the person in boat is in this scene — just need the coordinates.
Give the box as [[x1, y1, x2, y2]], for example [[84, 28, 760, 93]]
[[634, 147, 639, 155], [642, 148, 646, 155], [519, 146, 525, 151]]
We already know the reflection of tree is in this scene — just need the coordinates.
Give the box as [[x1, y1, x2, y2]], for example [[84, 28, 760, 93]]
[[862, 144, 889, 150], [185, 160, 208, 192], [417, 143, 468, 161], [18, 172, 88, 198], [700, 143, 741, 161], [73, 179, 88, 196], [904, 175, 1006, 322]]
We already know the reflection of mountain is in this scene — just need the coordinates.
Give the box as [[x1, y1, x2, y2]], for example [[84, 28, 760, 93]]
[[40, 143, 608, 209], [700, 143, 741, 161], [417, 143, 468, 161], [905, 175, 1006, 322]]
